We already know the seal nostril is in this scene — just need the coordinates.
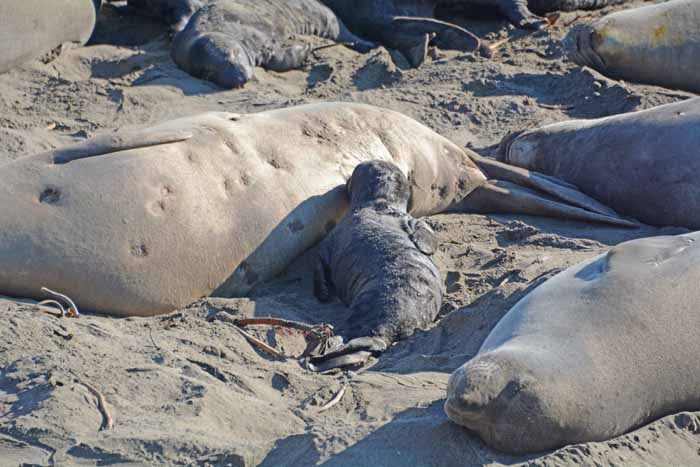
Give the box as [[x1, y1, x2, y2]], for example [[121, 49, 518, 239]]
[[39, 187, 61, 204]]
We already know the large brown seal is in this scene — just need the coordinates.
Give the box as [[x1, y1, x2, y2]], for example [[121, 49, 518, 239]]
[[564, 0, 700, 93], [445, 231, 700, 453], [0, 0, 101, 74], [498, 98, 700, 229], [309, 160, 442, 371], [0, 102, 632, 316]]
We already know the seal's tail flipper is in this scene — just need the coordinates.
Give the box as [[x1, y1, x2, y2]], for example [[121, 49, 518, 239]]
[[307, 336, 388, 372], [386, 16, 480, 67], [49, 130, 193, 164], [469, 152, 621, 218], [455, 180, 639, 228]]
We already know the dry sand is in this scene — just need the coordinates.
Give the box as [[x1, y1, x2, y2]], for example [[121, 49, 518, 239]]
[[2, 2, 700, 466]]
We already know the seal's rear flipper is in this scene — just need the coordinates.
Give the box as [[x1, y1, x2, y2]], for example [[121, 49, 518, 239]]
[[455, 180, 640, 228], [469, 153, 621, 218], [48, 130, 193, 164], [308, 336, 388, 372]]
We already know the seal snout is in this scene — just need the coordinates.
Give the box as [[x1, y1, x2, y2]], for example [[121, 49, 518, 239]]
[[444, 357, 511, 427]]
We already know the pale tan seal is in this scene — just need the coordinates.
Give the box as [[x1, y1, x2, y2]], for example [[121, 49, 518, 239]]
[[0, 102, 633, 316], [0, 0, 101, 74]]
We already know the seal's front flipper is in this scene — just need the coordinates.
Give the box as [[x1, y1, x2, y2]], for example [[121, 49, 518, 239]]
[[264, 44, 311, 72], [498, 0, 548, 29], [313, 256, 335, 303], [50, 130, 193, 164], [455, 180, 639, 228], [308, 336, 388, 372], [402, 217, 438, 255], [469, 153, 622, 218]]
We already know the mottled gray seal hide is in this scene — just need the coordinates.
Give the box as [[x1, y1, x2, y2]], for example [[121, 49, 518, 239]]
[[309, 161, 442, 371], [446, 231, 700, 453], [498, 98, 700, 229], [0, 0, 101, 74], [322, 0, 632, 65], [169, 0, 373, 88], [565, 0, 700, 94]]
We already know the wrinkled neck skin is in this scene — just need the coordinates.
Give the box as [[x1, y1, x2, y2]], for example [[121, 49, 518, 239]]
[[564, 23, 608, 72]]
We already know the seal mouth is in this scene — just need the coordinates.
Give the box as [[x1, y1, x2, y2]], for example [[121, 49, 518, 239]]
[[563, 24, 608, 72], [495, 130, 527, 164]]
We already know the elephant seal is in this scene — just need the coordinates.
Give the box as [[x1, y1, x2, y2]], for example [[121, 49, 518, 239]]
[[564, 0, 700, 94], [322, 0, 632, 64], [445, 231, 700, 453], [0, 102, 633, 316], [309, 160, 442, 372], [170, 0, 374, 88], [0, 102, 484, 316], [0, 0, 101, 74], [498, 98, 700, 229]]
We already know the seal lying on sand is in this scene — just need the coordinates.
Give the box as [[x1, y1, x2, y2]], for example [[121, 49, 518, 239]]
[[445, 231, 700, 453], [565, 0, 700, 94], [131, 0, 373, 88], [0, 0, 101, 74], [309, 161, 442, 371], [322, 0, 632, 64], [0, 102, 632, 316], [498, 98, 700, 229]]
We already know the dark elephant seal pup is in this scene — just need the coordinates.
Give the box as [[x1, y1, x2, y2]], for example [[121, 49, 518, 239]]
[[498, 98, 700, 229], [445, 231, 700, 453], [565, 0, 700, 94], [0, 0, 101, 74], [171, 0, 373, 88], [309, 161, 442, 371]]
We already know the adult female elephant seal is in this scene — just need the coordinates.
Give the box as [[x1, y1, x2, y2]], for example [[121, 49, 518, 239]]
[[564, 0, 700, 93], [309, 160, 442, 372], [445, 231, 700, 453], [498, 98, 700, 229], [0, 0, 101, 74], [0, 102, 631, 316]]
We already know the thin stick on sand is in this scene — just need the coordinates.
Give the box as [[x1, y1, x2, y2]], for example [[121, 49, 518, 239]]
[[34, 300, 66, 318], [317, 383, 347, 413], [80, 381, 114, 431], [41, 287, 80, 317], [233, 325, 282, 357]]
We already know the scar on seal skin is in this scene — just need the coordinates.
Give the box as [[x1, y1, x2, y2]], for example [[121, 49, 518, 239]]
[[309, 160, 443, 372]]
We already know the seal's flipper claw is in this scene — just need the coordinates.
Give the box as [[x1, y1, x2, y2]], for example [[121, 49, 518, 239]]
[[308, 336, 388, 372], [50, 130, 193, 164], [455, 180, 640, 228]]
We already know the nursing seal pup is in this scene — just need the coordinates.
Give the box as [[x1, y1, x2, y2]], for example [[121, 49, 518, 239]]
[[309, 161, 442, 371]]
